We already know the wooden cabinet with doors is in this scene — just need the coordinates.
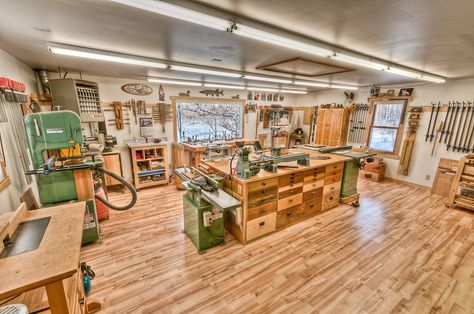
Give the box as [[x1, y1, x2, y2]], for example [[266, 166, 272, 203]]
[[315, 108, 350, 146]]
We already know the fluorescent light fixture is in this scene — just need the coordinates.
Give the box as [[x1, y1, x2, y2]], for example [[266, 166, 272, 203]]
[[247, 86, 307, 94], [147, 78, 202, 86], [385, 67, 420, 79], [233, 24, 332, 58], [293, 81, 330, 88], [331, 53, 386, 71], [243, 75, 293, 84], [330, 84, 359, 91], [419, 75, 446, 84], [203, 83, 245, 89], [48, 43, 167, 68], [110, 0, 230, 31], [171, 65, 241, 78]]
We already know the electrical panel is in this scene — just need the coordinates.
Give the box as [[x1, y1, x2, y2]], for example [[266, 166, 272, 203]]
[[49, 78, 105, 122]]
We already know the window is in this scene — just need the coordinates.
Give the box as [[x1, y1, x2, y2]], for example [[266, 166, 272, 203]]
[[368, 100, 407, 153], [176, 101, 243, 142]]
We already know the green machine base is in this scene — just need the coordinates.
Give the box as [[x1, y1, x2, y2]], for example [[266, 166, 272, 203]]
[[183, 193, 224, 254], [82, 199, 100, 244]]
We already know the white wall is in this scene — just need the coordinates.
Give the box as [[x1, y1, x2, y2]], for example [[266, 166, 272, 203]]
[[48, 73, 301, 181], [296, 79, 474, 187], [0, 49, 38, 213]]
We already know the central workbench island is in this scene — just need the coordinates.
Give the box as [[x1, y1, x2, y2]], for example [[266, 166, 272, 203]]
[[201, 148, 351, 244]]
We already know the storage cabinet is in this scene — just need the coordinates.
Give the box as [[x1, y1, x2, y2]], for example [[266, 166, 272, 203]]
[[315, 108, 350, 146], [129, 144, 169, 190]]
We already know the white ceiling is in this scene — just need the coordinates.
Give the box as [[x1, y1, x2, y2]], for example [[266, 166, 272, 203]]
[[0, 0, 471, 90]]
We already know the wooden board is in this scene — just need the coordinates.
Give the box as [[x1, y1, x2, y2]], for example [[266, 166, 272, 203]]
[[432, 158, 458, 196]]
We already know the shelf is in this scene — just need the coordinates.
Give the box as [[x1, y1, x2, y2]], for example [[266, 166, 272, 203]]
[[136, 157, 164, 161], [138, 180, 168, 188], [137, 169, 166, 177]]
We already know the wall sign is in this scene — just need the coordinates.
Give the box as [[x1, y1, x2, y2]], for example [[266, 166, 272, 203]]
[[121, 83, 153, 96]]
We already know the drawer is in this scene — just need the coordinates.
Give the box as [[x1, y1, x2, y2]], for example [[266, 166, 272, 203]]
[[278, 173, 304, 188], [248, 186, 278, 207], [278, 193, 303, 211], [302, 167, 326, 177], [303, 187, 323, 201], [279, 186, 303, 199], [303, 180, 324, 192], [276, 205, 302, 228], [323, 182, 341, 195], [325, 168, 343, 178], [247, 177, 278, 192], [324, 173, 343, 185], [247, 201, 277, 221], [301, 196, 322, 217], [304, 172, 325, 182], [322, 186, 340, 210], [246, 212, 276, 241], [326, 162, 344, 172]]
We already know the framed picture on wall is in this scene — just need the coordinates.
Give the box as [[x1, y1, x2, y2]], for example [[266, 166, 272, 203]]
[[398, 88, 414, 96], [261, 92, 267, 101], [247, 91, 253, 100]]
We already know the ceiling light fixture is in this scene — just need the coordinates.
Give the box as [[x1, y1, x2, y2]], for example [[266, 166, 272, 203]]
[[147, 78, 202, 86], [171, 65, 241, 78], [110, 0, 230, 31], [243, 75, 293, 84], [419, 75, 446, 84], [293, 81, 330, 88], [330, 84, 359, 91], [331, 53, 386, 71], [232, 24, 332, 58], [203, 83, 245, 89], [247, 86, 307, 94], [48, 43, 167, 69]]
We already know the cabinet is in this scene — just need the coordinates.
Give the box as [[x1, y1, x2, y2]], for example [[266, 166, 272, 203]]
[[315, 108, 350, 146], [129, 144, 169, 190]]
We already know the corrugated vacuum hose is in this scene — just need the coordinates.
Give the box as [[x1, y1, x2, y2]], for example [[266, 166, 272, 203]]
[[95, 167, 137, 211]]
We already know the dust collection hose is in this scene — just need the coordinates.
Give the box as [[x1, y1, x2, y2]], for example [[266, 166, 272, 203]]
[[95, 167, 137, 211]]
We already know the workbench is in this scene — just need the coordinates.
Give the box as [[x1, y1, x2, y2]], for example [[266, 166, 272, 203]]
[[0, 202, 98, 313], [202, 148, 351, 243]]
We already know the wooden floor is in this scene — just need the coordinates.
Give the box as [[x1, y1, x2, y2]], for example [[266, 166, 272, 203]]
[[81, 179, 474, 314]]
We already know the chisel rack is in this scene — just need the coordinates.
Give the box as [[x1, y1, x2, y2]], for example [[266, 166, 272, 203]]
[[347, 103, 369, 145], [447, 154, 474, 211], [436, 101, 474, 153]]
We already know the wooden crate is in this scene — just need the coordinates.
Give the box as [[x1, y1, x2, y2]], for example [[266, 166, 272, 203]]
[[359, 170, 384, 182]]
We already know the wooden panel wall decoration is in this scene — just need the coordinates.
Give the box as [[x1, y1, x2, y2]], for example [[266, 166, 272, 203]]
[[121, 83, 153, 96], [315, 108, 350, 146], [398, 106, 422, 175]]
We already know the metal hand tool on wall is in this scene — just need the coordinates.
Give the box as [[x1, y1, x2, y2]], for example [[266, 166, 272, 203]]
[[459, 101, 473, 152], [452, 102, 467, 151], [447, 101, 460, 151], [428, 102, 440, 142], [457, 101, 471, 152], [425, 102, 435, 141], [440, 102, 452, 143]]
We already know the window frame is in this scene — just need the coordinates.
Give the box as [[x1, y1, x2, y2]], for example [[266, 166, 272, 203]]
[[171, 96, 246, 143], [365, 98, 408, 158]]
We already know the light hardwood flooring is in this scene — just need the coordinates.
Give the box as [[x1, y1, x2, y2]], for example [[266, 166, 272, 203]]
[[81, 179, 474, 313]]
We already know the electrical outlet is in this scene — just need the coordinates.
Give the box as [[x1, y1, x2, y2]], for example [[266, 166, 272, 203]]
[[425, 175, 430, 180]]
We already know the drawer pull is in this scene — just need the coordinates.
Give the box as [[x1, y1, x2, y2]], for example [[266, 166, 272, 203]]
[[287, 212, 292, 216], [329, 197, 334, 201], [259, 208, 266, 213], [289, 199, 293, 203], [262, 182, 266, 186], [310, 204, 314, 208], [259, 221, 265, 226], [79, 297, 85, 305]]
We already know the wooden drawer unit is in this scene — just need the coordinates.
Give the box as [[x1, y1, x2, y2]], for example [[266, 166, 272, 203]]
[[247, 212, 276, 241], [303, 187, 323, 201], [248, 186, 278, 208], [301, 196, 322, 217], [303, 179, 324, 192], [326, 162, 344, 172], [278, 186, 303, 199], [278, 173, 303, 188], [278, 193, 302, 211], [322, 182, 341, 210], [247, 201, 277, 221], [276, 204, 302, 228], [303, 167, 326, 177], [248, 177, 278, 192]]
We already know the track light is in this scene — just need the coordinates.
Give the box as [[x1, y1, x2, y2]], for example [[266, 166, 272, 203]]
[[48, 43, 167, 69], [171, 65, 241, 78], [243, 75, 293, 84], [110, 0, 230, 31], [147, 78, 202, 86]]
